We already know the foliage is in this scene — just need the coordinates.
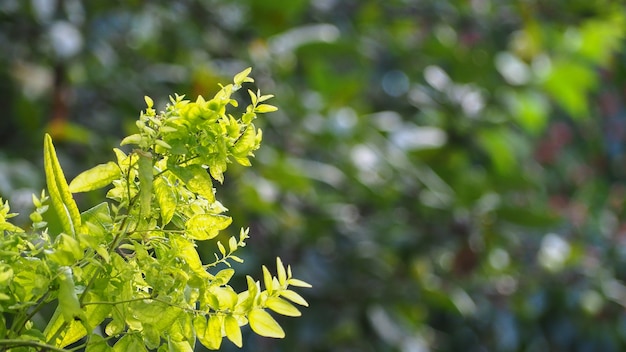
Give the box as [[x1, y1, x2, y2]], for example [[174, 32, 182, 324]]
[[0, 69, 309, 351]]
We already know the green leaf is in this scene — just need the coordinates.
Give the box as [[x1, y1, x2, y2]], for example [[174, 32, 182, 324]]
[[262, 266, 273, 295], [81, 202, 113, 242], [233, 67, 253, 86], [57, 267, 86, 323], [113, 334, 147, 352], [142, 324, 161, 350], [0, 264, 14, 285], [47, 233, 83, 265], [185, 214, 232, 240], [168, 163, 215, 203], [276, 257, 287, 287], [279, 289, 309, 307], [248, 309, 285, 338], [137, 151, 153, 219], [266, 296, 301, 317], [254, 104, 278, 113], [86, 334, 113, 352], [193, 315, 211, 350], [120, 133, 142, 146], [211, 286, 238, 311], [167, 339, 193, 352], [44, 133, 82, 236], [212, 269, 235, 286], [206, 315, 223, 350], [69, 162, 120, 193], [154, 175, 177, 225], [224, 315, 242, 347], [171, 235, 210, 279], [287, 278, 312, 288], [144, 95, 154, 108]]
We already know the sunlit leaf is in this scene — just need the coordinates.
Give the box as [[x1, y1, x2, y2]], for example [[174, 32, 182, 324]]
[[279, 289, 309, 307], [248, 309, 285, 338], [266, 296, 301, 317], [185, 214, 232, 240], [137, 151, 153, 219], [254, 104, 278, 113], [287, 278, 312, 288], [69, 162, 119, 193], [57, 267, 85, 323], [224, 315, 242, 347], [154, 176, 176, 225]]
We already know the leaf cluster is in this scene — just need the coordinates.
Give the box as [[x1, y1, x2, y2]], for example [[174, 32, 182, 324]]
[[0, 69, 310, 351]]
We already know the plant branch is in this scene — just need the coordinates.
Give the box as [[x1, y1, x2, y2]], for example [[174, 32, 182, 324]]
[[0, 339, 68, 352]]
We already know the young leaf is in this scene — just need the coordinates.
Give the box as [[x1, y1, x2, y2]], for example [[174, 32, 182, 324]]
[[262, 266, 273, 295], [233, 67, 254, 86], [276, 257, 287, 287], [279, 289, 309, 307], [44, 134, 82, 236], [120, 133, 142, 146], [266, 296, 301, 317], [254, 104, 278, 113], [69, 162, 119, 193], [185, 214, 232, 240], [228, 236, 238, 253], [144, 95, 154, 108], [224, 315, 242, 347], [248, 309, 285, 338], [287, 278, 313, 288]]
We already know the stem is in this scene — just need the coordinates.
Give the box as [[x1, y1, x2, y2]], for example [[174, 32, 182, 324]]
[[14, 292, 50, 335], [0, 339, 68, 352]]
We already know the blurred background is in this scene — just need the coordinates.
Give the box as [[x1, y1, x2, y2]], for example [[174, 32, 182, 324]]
[[2, 0, 626, 351]]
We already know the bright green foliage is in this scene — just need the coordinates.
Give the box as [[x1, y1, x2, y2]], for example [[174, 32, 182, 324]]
[[0, 69, 309, 351]]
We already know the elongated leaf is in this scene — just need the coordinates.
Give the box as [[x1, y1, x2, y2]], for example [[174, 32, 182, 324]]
[[44, 134, 82, 236], [266, 296, 301, 317], [254, 104, 278, 113], [57, 266, 85, 323], [120, 133, 142, 146], [262, 266, 273, 295], [185, 214, 232, 240], [154, 176, 176, 225], [248, 309, 285, 338], [224, 315, 242, 347], [137, 151, 153, 218], [279, 289, 309, 307], [276, 257, 287, 287], [69, 162, 119, 193], [168, 163, 215, 202], [287, 278, 312, 288]]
